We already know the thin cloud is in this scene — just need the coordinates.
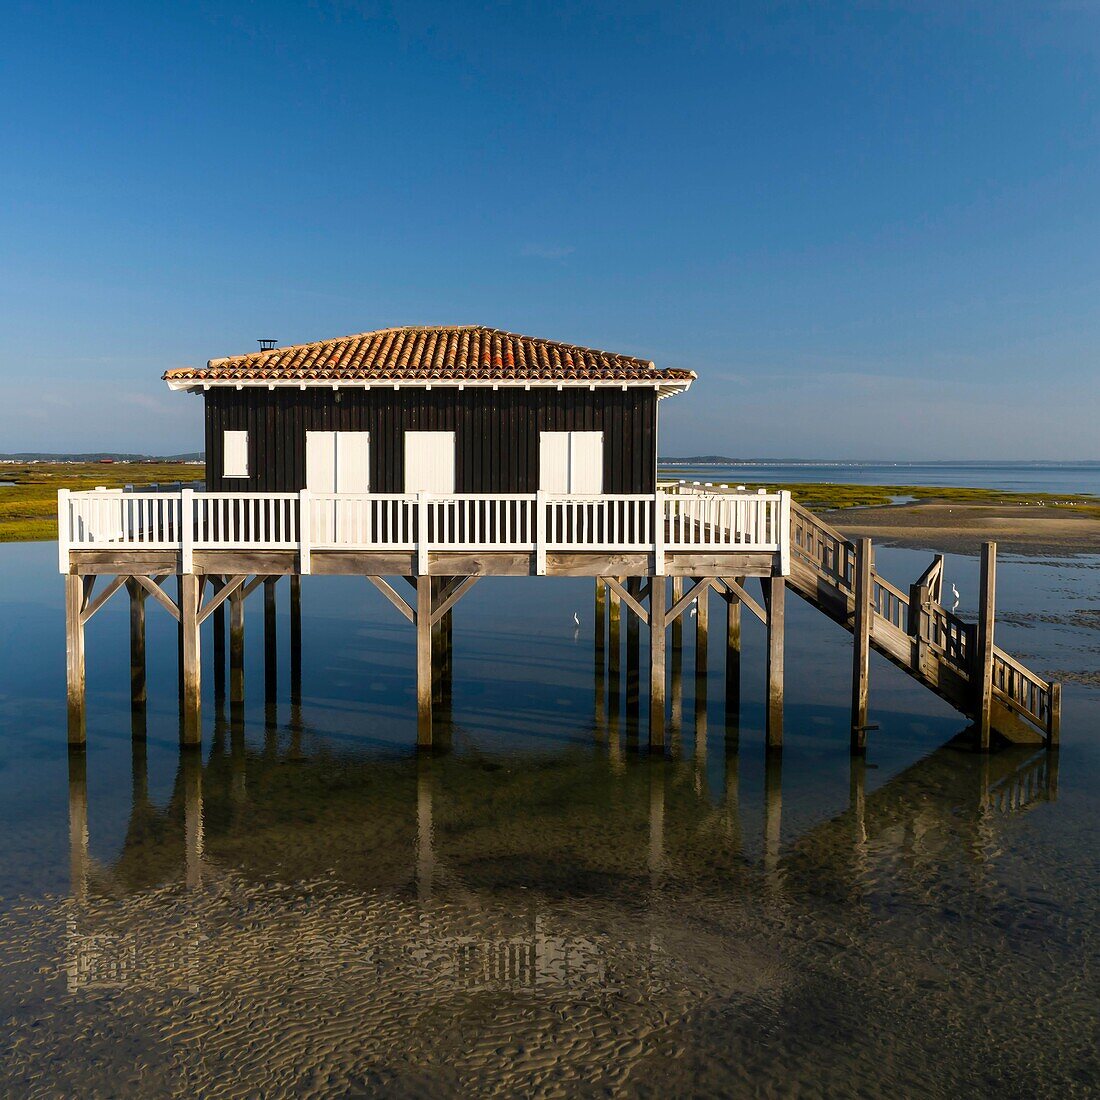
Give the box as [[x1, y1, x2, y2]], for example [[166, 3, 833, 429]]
[[520, 244, 576, 261]]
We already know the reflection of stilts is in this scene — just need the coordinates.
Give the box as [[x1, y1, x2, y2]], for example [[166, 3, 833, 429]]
[[182, 749, 204, 890], [648, 760, 665, 886], [723, 744, 742, 853], [68, 749, 89, 905], [416, 754, 435, 902], [763, 752, 782, 881]]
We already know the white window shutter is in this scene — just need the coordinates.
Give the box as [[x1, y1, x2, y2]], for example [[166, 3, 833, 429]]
[[336, 432, 370, 492], [539, 432, 570, 493], [305, 431, 336, 492], [405, 431, 455, 493], [223, 430, 249, 478], [569, 432, 603, 494]]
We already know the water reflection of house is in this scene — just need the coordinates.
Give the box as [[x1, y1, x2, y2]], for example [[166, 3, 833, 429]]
[[48, 733, 1059, 1095]]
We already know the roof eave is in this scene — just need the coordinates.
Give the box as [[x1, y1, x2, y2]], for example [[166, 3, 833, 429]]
[[165, 376, 694, 395]]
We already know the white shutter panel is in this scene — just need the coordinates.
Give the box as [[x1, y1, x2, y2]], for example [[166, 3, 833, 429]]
[[539, 432, 570, 494], [223, 431, 249, 478], [336, 432, 370, 492], [569, 432, 603, 494], [405, 431, 455, 493], [305, 431, 336, 492]]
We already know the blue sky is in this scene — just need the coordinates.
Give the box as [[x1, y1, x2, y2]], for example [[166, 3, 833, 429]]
[[1, 1, 1097, 458]]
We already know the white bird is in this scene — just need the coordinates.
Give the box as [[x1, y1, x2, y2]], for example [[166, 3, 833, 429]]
[[573, 611, 580, 627], [690, 603, 697, 617], [951, 583, 961, 611]]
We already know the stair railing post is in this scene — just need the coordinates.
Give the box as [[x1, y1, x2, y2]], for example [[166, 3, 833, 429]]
[[975, 540, 997, 752], [851, 537, 873, 753], [417, 492, 430, 577]]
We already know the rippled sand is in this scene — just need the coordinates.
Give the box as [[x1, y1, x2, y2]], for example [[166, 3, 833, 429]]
[[0, 743, 1095, 1099]]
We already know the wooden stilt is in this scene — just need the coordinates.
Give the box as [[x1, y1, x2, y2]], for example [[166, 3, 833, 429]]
[[65, 574, 86, 747], [626, 576, 641, 741], [180, 573, 202, 746], [851, 538, 873, 754], [212, 576, 226, 704], [416, 574, 433, 747], [594, 580, 607, 728], [695, 577, 709, 686], [724, 579, 742, 708], [126, 577, 147, 713], [229, 584, 245, 706], [264, 576, 278, 699], [976, 541, 997, 752], [671, 577, 684, 655], [649, 574, 666, 750], [289, 574, 302, 702], [608, 578, 621, 683], [176, 574, 185, 709], [765, 575, 785, 751]]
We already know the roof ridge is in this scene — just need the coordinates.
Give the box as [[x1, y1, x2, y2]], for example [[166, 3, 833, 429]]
[[206, 325, 655, 368]]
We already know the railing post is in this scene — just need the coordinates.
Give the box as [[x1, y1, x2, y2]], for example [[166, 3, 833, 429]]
[[653, 494, 664, 576], [851, 538, 873, 753], [417, 492, 430, 576], [299, 489, 311, 575], [180, 488, 194, 575], [58, 489, 70, 574], [535, 491, 547, 576], [778, 490, 791, 575], [975, 540, 997, 751], [1047, 681, 1061, 748]]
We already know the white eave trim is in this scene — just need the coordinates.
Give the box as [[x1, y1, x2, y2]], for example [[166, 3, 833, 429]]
[[165, 376, 695, 398]]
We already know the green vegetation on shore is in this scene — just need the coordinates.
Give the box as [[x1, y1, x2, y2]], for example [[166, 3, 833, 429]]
[[0, 462, 203, 542], [1, 462, 1097, 543], [658, 475, 1100, 514]]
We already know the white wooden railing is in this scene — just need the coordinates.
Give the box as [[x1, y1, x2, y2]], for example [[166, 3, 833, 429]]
[[58, 487, 791, 575]]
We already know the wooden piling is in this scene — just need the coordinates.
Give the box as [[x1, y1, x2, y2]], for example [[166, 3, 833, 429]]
[[608, 579, 621, 681], [65, 574, 86, 747], [126, 577, 147, 713], [264, 576, 278, 699], [671, 576, 684, 654], [229, 584, 245, 706], [724, 580, 742, 708], [765, 575, 785, 751], [626, 577, 641, 735], [290, 574, 302, 700], [180, 573, 202, 746], [851, 538, 873, 754], [695, 577, 709, 686], [416, 573, 433, 747], [595, 578, 606, 661], [976, 541, 997, 752], [649, 575, 666, 750], [211, 576, 226, 704]]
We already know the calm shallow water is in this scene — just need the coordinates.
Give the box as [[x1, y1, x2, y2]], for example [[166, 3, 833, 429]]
[[0, 539, 1097, 1097], [659, 460, 1100, 496]]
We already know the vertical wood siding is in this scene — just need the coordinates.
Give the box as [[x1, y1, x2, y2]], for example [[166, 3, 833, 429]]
[[203, 387, 658, 494]]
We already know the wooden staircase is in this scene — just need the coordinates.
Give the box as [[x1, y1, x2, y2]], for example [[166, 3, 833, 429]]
[[786, 501, 1060, 746]]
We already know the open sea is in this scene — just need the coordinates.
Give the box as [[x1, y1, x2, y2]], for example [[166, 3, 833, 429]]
[[0, 461, 1096, 1096]]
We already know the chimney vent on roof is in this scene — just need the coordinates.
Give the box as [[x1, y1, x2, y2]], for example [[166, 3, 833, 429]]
[[258, 338, 278, 351]]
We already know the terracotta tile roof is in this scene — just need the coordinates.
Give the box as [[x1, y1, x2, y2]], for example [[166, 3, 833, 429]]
[[163, 326, 696, 390]]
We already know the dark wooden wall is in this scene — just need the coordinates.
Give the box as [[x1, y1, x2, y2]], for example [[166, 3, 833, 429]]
[[203, 387, 658, 494]]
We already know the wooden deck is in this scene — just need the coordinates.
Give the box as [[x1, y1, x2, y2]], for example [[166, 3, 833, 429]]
[[57, 487, 1060, 755]]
